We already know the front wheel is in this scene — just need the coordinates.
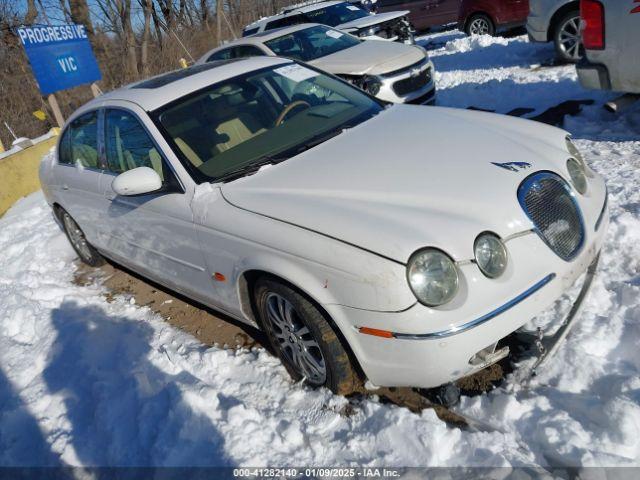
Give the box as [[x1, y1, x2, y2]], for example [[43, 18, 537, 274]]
[[59, 209, 105, 267], [254, 277, 360, 394], [553, 11, 584, 63], [465, 14, 495, 36]]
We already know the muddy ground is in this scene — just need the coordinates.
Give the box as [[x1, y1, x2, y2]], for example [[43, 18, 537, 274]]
[[74, 260, 508, 426]]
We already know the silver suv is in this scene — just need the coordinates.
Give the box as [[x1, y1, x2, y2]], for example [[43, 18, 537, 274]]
[[527, 0, 583, 63]]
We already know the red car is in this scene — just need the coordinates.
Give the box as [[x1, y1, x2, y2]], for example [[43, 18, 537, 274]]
[[374, 0, 461, 32], [458, 0, 530, 35]]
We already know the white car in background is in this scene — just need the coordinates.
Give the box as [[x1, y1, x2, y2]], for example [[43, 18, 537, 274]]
[[199, 24, 435, 105], [40, 57, 608, 394], [243, 0, 414, 44], [577, 0, 640, 94], [527, 0, 583, 63]]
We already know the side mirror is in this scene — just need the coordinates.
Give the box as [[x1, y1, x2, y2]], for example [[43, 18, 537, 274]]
[[111, 167, 162, 196]]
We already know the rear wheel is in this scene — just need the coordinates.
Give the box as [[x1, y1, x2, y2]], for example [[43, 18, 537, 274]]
[[254, 277, 360, 394], [59, 208, 105, 267], [553, 11, 584, 63], [466, 14, 495, 36]]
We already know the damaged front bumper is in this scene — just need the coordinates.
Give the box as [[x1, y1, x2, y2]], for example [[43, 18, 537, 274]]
[[527, 253, 600, 374]]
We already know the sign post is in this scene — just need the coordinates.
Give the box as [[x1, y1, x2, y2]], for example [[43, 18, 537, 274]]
[[17, 24, 102, 126], [47, 94, 65, 128]]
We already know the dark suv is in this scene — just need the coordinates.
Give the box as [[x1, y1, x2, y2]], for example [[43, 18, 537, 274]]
[[458, 0, 529, 35]]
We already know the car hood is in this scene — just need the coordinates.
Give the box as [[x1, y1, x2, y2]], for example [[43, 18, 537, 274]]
[[337, 11, 408, 31], [309, 40, 425, 76], [221, 106, 570, 263]]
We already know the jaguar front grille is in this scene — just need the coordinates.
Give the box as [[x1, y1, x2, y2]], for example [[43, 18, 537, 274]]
[[518, 172, 585, 261]]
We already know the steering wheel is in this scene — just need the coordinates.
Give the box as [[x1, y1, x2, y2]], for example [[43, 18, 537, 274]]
[[275, 100, 311, 126]]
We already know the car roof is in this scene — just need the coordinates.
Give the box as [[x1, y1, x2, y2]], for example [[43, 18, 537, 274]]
[[72, 56, 291, 117], [244, 1, 345, 29], [198, 23, 326, 62]]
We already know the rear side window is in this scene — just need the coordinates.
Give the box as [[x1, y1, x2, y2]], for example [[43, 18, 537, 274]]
[[68, 111, 99, 168], [264, 14, 304, 31], [207, 48, 234, 61], [243, 27, 260, 37], [104, 109, 167, 181], [235, 45, 267, 58], [207, 45, 266, 62]]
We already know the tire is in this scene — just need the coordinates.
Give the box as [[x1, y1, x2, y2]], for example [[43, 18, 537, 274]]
[[553, 11, 584, 63], [254, 277, 360, 395], [58, 208, 105, 267], [465, 14, 495, 36]]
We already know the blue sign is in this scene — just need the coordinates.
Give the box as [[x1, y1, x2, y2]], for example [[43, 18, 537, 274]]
[[17, 24, 101, 95]]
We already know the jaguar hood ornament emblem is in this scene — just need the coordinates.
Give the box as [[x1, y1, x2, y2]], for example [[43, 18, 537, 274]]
[[491, 161, 532, 172]]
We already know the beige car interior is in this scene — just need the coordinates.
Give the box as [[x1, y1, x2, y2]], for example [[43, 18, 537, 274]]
[[162, 84, 272, 168], [108, 114, 165, 181]]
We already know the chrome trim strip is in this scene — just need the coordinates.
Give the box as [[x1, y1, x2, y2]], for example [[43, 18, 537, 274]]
[[392, 273, 556, 340]]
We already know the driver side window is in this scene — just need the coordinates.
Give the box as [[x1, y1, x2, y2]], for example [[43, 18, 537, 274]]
[[104, 109, 169, 183]]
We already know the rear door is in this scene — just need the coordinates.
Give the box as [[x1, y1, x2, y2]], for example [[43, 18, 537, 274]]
[[423, 0, 461, 26], [54, 110, 107, 248], [502, 0, 529, 24], [100, 106, 213, 303]]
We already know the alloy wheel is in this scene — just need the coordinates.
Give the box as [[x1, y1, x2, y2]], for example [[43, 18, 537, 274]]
[[265, 292, 327, 384], [557, 16, 584, 61], [469, 18, 491, 35], [63, 213, 92, 260]]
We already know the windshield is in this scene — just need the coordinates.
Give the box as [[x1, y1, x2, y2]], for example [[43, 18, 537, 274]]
[[153, 63, 382, 182], [265, 25, 360, 61], [303, 2, 370, 26]]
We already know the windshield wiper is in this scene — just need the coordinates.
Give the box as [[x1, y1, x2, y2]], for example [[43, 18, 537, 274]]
[[294, 127, 346, 155], [216, 155, 283, 183]]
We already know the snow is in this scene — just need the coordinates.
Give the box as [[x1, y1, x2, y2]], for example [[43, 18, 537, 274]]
[[1, 31, 640, 468]]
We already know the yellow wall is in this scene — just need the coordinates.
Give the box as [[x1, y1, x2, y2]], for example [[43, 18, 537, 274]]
[[0, 132, 58, 217]]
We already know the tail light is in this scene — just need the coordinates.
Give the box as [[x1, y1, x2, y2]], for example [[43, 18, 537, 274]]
[[580, 0, 605, 50]]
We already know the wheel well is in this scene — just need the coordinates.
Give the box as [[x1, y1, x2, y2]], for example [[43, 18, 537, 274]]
[[239, 269, 366, 381], [52, 203, 65, 222], [464, 11, 494, 31], [548, 1, 580, 42]]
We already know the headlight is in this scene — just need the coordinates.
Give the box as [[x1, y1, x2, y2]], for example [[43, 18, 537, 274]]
[[474, 233, 508, 279], [407, 249, 459, 306], [567, 157, 587, 194], [566, 137, 584, 164], [358, 26, 380, 37], [362, 75, 381, 96], [566, 136, 593, 178]]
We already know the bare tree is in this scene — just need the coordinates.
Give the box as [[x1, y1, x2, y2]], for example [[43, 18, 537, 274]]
[[140, 0, 152, 74], [25, 0, 39, 24]]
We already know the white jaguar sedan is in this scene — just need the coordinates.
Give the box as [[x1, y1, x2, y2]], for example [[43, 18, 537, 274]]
[[40, 57, 608, 394]]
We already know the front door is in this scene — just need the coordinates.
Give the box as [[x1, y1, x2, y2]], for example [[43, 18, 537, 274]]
[[100, 107, 213, 303]]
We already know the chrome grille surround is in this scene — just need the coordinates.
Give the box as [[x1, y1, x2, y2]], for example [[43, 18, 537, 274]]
[[518, 171, 585, 261]]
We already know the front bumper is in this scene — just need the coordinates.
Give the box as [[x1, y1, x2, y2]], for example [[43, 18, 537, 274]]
[[526, 16, 549, 43], [375, 59, 436, 104], [326, 189, 609, 389]]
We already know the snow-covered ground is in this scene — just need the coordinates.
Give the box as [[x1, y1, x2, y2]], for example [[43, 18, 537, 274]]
[[1, 31, 639, 468]]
